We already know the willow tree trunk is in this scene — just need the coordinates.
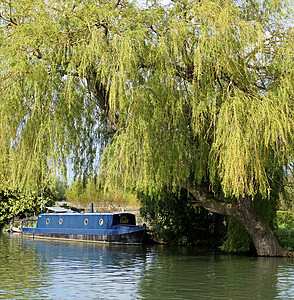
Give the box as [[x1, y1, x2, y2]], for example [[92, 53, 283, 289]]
[[186, 186, 287, 257], [233, 196, 284, 257]]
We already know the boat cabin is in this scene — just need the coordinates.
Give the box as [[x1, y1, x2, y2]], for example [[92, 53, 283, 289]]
[[22, 211, 146, 244]]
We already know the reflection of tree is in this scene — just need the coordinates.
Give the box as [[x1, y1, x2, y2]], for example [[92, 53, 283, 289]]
[[137, 247, 285, 299], [0, 233, 50, 299]]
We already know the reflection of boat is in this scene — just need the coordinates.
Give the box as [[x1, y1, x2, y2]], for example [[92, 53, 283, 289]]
[[22, 210, 146, 244]]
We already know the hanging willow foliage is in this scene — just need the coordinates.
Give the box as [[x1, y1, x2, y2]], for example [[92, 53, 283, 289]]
[[0, 0, 128, 190], [0, 0, 293, 200], [100, 0, 294, 199]]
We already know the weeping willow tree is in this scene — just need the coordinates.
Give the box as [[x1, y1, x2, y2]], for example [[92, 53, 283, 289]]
[[0, 0, 108, 190], [0, 0, 294, 255]]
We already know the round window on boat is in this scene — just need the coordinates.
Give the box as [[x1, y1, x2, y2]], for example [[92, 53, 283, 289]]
[[99, 218, 103, 226], [84, 218, 88, 226], [46, 218, 50, 225], [59, 218, 63, 225]]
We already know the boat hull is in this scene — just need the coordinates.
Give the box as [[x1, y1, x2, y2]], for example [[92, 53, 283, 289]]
[[22, 229, 146, 244]]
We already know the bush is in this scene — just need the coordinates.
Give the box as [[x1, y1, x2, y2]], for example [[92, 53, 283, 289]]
[[277, 211, 294, 229], [0, 189, 54, 230], [220, 217, 254, 253], [139, 188, 223, 246], [275, 228, 294, 250]]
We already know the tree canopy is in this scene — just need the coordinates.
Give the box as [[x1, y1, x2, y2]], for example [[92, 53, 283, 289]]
[[1, 0, 294, 255]]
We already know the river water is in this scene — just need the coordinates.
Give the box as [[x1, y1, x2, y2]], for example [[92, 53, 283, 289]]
[[1, 233, 294, 299]]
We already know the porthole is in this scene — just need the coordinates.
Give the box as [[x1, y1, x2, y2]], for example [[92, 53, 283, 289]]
[[59, 218, 63, 225], [99, 218, 103, 226], [84, 218, 88, 226], [46, 218, 50, 225]]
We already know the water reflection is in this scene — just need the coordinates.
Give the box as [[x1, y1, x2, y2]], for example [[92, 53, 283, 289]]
[[30, 238, 148, 299], [276, 262, 294, 298], [0, 233, 149, 299], [0, 233, 50, 299], [1, 233, 294, 299], [138, 247, 284, 299]]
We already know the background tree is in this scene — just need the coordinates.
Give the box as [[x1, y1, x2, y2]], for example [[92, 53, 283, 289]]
[[0, 189, 54, 229], [0, 0, 293, 255]]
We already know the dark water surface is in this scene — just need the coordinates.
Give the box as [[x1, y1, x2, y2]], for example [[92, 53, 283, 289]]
[[1, 233, 294, 299]]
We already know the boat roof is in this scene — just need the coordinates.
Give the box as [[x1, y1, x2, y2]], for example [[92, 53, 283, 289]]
[[43, 209, 135, 216], [46, 207, 75, 213]]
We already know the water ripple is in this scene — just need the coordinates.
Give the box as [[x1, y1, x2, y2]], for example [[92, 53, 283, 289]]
[[1, 234, 294, 299]]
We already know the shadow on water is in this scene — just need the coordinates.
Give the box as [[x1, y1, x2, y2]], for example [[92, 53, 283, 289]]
[[1, 233, 294, 299]]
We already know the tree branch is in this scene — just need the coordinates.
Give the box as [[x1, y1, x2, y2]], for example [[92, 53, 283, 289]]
[[183, 183, 237, 216]]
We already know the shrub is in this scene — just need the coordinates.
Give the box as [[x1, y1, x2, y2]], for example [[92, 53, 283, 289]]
[[139, 188, 223, 246], [275, 228, 294, 250], [277, 211, 294, 228], [0, 189, 54, 230]]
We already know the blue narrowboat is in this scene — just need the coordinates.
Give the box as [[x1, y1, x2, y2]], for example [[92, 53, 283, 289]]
[[22, 208, 146, 244]]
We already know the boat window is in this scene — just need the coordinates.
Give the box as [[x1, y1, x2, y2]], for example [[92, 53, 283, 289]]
[[120, 215, 129, 224], [46, 218, 50, 225], [59, 218, 63, 225], [99, 218, 103, 226], [84, 218, 88, 225], [112, 214, 136, 225]]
